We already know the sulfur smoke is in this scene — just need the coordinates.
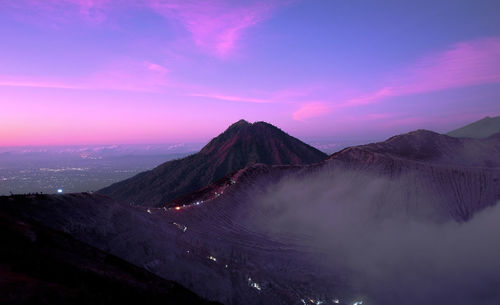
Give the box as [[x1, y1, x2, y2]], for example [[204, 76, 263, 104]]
[[247, 169, 500, 305]]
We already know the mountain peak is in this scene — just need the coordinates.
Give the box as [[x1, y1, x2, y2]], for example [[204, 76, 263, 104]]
[[200, 120, 286, 155], [99, 120, 327, 207], [224, 120, 277, 132], [229, 119, 251, 128]]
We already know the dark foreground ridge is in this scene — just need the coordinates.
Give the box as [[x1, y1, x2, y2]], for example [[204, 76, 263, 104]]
[[99, 120, 327, 207], [0, 194, 220, 305]]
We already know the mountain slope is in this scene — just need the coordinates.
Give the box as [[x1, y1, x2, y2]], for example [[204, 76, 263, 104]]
[[447, 115, 500, 138], [98, 120, 327, 207], [0, 195, 219, 305]]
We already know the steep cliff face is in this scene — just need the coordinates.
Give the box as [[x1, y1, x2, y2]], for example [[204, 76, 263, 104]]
[[99, 120, 327, 207]]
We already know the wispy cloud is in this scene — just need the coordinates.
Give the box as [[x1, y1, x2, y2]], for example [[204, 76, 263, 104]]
[[85, 59, 170, 91], [7, 0, 288, 57], [355, 37, 500, 105], [292, 102, 331, 121], [293, 37, 500, 120], [0, 77, 81, 90], [149, 0, 287, 57], [342, 87, 394, 107], [189, 92, 270, 103], [189, 83, 329, 105], [0, 59, 170, 92], [396, 37, 500, 94]]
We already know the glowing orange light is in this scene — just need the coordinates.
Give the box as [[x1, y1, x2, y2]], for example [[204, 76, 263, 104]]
[[174, 206, 181, 211]]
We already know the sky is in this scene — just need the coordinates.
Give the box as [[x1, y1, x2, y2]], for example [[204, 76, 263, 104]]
[[1, 0, 500, 146]]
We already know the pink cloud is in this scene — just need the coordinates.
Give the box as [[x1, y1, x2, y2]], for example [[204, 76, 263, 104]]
[[292, 102, 331, 121], [0, 76, 81, 90], [189, 92, 270, 104], [0, 59, 170, 92], [343, 87, 394, 107], [146, 62, 169, 74], [149, 0, 285, 57], [7, 0, 287, 56], [85, 60, 170, 91], [298, 37, 500, 120], [189, 83, 335, 106], [395, 37, 500, 94], [343, 37, 500, 108], [290, 88, 393, 121]]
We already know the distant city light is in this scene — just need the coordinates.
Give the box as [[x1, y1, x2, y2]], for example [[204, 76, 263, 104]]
[[57, 189, 63, 193], [172, 222, 188, 232], [208, 255, 217, 262], [174, 206, 181, 211]]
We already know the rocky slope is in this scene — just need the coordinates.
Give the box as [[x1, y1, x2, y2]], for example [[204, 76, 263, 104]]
[[0, 195, 220, 305]]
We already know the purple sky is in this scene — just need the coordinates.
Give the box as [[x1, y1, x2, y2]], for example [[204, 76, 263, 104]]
[[1, 0, 500, 146]]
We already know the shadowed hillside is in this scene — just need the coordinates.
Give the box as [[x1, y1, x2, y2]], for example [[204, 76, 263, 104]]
[[0, 195, 220, 305]]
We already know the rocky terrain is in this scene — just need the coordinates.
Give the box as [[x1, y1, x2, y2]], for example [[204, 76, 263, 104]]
[[0, 195, 219, 305]]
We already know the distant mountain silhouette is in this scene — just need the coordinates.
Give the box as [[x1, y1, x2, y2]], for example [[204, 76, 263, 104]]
[[99, 120, 327, 207], [447, 115, 500, 138], [331, 129, 500, 167]]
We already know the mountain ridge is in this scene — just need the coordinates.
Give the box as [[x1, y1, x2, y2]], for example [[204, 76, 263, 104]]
[[98, 120, 327, 207], [330, 129, 500, 167], [175, 129, 500, 221]]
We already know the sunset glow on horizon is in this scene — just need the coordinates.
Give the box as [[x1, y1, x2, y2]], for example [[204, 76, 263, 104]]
[[1, 0, 500, 146]]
